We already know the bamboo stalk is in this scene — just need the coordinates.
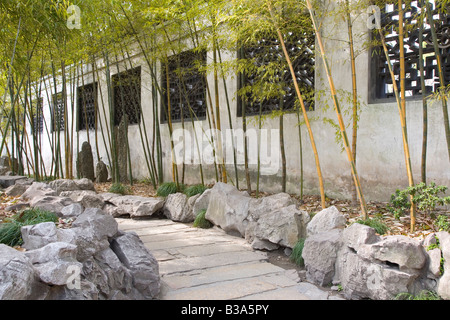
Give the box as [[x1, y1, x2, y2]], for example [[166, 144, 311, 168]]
[[418, 0, 428, 183], [376, 13, 416, 231], [426, 0, 450, 162], [268, 4, 326, 209], [304, 0, 367, 216]]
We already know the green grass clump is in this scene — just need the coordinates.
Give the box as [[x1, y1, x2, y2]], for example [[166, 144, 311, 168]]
[[0, 208, 58, 247], [193, 209, 213, 229], [394, 290, 441, 300], [156, 182, 186, 197], [108, 183, 130, 195], [355, 218, 389, 235], [184, 184, 207, 197], [290, 238, 306, 266]]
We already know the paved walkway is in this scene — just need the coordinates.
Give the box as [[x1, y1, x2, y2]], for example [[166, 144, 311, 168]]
[[116, 217, 345, 300]]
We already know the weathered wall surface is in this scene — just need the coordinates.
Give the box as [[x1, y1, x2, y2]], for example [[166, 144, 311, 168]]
[[19, 12, 450, 202]]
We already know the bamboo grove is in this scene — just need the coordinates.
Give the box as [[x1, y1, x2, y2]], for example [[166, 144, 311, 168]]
[[0, 0, 449, 231]]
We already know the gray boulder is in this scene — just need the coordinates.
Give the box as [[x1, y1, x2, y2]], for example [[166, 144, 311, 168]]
[[103, 195, 165, 218], [4, 183, 30, 197], [111, 232, 160, 299], [29, 195, 73, 216], [306, 205, 346, 236], [205, 182, 251, 237], [96, 161, 109, 183], [21, 222, 58, 250], [78, 141, 95, 181], [192, 188, 211, 217], [246, 203, 310, 249], [71, 208, 119, 261], [48, 179, 80, 195], [60, 203, 85, 218], [163, 192, 193, 222], [20, 182, 56, 201], [74, 178, 95, 191], [302, 228, 343, 286], [0, 244, 36, 300], [24, 242, 82, 286]]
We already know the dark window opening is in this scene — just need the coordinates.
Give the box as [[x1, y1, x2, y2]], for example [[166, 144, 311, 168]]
[[77, 82, 98, 131], [112, 66, 141, 126], [51, 92, 65, 132], [161, 49, 207, 123], [237, 31, 315, 117], [370, 0, 450, 101]]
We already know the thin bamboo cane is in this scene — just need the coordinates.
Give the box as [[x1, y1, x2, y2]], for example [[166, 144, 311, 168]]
[[376, 20, 416, 232], [304, 0, 367, 216], [268, 4, 326, 209]]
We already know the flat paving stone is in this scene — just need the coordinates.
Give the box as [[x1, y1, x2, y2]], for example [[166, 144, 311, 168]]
[[115, 217, 345, 300]]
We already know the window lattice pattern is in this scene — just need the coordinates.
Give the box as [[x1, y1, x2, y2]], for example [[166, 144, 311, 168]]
[[51, 92, 65, 132], [78, 82, 97, 131], [374, 1, 450, 99], [112, 66, 141, 126], [33, 97, 44, 134], [161, 49, 207, 123], [238, 32, 315, 116]]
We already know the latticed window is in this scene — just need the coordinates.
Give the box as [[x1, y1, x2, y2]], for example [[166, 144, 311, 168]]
[[77, 82, 97, 131], [51, 92, 65, 132], [161, 49, 207, 123], [32, 97, 44, 134], [112, 66, 141, 126], [237, 31, 315, 116], [371, 0, 450, 100]]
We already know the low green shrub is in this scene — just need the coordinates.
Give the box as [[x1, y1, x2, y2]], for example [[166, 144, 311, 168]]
[[0, 208, 58, 247], [184, 184, 207, 198], [193, 209, 212, 229], [290, 238, 306, 266]]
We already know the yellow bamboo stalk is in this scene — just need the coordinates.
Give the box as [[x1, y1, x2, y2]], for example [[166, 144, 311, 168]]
[[305, 0, 368, 218], [268, 3, 326, 209], [376, 4, 416, 231]]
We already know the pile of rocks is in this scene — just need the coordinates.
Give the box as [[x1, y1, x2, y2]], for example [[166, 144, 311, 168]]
[[301, 206, 450, 300], [0, 207, 160, 300]]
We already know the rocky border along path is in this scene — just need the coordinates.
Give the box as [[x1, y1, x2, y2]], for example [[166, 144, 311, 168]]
[[116, 217, 345, 300]]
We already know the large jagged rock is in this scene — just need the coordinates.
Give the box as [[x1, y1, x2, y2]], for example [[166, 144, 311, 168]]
[[110, 232, 160, 299], [205, 182, 251, 237], [96, 160, 109, 183], [0, 244, 36, 300], [5, 207, 161, 300], [245, 194, 310, 249], [334, 223, 427, 300], [302, 228, 343, 286]]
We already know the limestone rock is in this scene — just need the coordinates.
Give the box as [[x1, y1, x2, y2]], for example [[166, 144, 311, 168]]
[[103, 195, 165, 218], [96, 160, 109, 183], [78, 141, 95, 181], [302, 229, 343, 286], [437, 231, 450, 300], [24, 242, 82, 286], [60, 203, 85, 218], [20, 182, 56, 201], [163, 192, 193, 222], [205, 182, 251, 237], [111, 232, 160, 299], [306, 206, 346, 236], [0, 244, 36, 300], [192, 188, 211, 217]]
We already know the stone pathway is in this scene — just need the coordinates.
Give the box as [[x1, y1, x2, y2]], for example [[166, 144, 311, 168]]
[[116, 217, 345, 300]]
